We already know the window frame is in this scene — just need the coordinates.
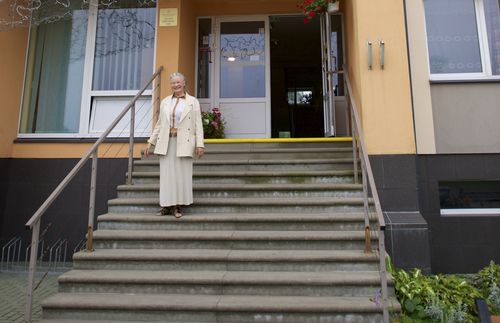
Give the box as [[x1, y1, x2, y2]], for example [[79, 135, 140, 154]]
[[424, 0, 500, 81]]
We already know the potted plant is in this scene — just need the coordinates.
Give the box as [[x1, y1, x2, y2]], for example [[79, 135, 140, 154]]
[[298, 0, 339, 23], [202, 107, 226, 139]]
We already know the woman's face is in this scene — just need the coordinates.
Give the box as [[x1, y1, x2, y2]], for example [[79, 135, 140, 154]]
[[170, 76, 186, 96]]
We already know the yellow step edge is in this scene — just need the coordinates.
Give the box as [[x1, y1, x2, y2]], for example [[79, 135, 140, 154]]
[[205, 137, 353, 144]]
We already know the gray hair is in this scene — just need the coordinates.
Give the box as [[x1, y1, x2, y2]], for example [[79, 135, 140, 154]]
[[170, 72, 186, 82]]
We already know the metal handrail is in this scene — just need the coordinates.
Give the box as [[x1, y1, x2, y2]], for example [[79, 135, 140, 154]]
[[24, 66, 163, 322], [343, 67, 389, 322]]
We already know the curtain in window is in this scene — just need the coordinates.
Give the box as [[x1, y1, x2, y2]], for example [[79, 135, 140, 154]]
[[485, 0, 500, 75], [20, 11, 88, 133], [424, 0, 482, 74], [92, 5, 156, 91]]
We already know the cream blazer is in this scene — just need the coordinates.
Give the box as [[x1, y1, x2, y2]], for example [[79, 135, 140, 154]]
[[148, 94, 205, 157]]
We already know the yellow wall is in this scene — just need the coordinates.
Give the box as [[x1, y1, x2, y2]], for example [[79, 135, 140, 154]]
[[178, 0, 196, 90], [156, 0, 182, 97], [343, 0, 416, 155], [0, 22, 29, 158]]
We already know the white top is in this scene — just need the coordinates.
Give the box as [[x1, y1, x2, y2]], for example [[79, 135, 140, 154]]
[[170, 98, 186, 127]]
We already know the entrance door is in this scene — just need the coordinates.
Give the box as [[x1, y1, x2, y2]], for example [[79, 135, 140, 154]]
[[196, 17, 271, 138]]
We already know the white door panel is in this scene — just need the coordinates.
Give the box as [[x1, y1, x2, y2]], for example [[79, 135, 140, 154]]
[[219, 102, 267, 137]]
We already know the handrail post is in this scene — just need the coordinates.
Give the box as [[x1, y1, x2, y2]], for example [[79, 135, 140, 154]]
[[351, 115, 359, 184], [25, 219, 40, 323], [361, 156, 372, 254], [155, 71, 161, 124], [379, 228, 389, 322], [128, 102, 135, 185], [86, 151, 98, 252]]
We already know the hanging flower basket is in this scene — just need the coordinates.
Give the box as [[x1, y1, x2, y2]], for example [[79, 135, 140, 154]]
[[298, 0, 339, 23]]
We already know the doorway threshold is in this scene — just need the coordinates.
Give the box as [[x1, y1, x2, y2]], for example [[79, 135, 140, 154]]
[[205, 137, 352, 144]]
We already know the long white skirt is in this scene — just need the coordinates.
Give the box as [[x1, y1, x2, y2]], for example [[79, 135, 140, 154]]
[[159, 138, 193, 207]]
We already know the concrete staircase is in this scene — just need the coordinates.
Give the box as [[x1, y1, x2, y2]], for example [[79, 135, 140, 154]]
[[40, 141, 398, 323]]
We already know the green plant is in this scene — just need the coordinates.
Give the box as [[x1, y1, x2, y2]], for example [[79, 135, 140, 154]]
[[387, 257, 486, 322], [202, 107, 225, 139]]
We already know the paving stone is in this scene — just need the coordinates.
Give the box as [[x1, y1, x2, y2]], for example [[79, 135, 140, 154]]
[[0, 271, 63, 323]]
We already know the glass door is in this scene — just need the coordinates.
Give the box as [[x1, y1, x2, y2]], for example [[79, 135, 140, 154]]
[[320, 13, 336, 137], [196, 16, 271, 138]]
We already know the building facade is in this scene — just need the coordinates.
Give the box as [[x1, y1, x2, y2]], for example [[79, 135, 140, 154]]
[[0, 0, 499, 273]]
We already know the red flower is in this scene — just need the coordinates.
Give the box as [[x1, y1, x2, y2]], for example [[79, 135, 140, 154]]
[[309, 11, 315, 17]]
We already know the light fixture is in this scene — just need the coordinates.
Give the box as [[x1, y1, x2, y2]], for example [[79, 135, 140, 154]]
[[227, 57, 236, 62]]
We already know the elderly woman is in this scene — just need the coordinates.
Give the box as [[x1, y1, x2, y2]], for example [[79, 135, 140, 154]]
[[145, 72, 205, 218]]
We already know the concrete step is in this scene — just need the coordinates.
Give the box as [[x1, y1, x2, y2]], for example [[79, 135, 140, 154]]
[[131, 170, 355, 185], [201, 145, 353, 157], [42, 293, 395, 322], [92, 229, 378, 250], [116, 183, 364, 199], [141, 143, 355, 161], [107, 197, 372, 214], [201, 141, 353, 151], [97, 213, 376, 231], [134, 158, 356, 172], [72, 249, 380, 271], [57, 269, 393, 297]]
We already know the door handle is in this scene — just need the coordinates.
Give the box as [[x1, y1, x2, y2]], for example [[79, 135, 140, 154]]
[[367, 41, 373, 70], [379, 40, 385, 70]]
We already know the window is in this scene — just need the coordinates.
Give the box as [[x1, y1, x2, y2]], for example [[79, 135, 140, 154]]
[[219, 21, 266, 98], [88, 1, 157, 136], [197, 18, 212, 99], [424, 0, 500, 80], [19, 0, 157, 137], [20, 9, 88, 133], [439, 181, 500, 216], [92, 4, 156, 91]]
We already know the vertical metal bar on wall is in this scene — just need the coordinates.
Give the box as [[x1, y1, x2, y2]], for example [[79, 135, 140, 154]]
[[25, 220, 40, 323], [128, 103, 135, 185], [379, 229, 389, 322], [86, 152, 98, 252]]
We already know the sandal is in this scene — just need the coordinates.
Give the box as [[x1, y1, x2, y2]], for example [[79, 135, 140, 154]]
[[174, 206, 182, 218], [156, 207, 170, 216]]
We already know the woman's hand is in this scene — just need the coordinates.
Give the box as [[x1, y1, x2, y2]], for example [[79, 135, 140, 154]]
[[195, 147, 205, 158], [144, 143, 152, 158]]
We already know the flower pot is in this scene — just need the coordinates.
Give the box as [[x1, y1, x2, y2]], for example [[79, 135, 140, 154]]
[[327, 1, 339, 13]]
